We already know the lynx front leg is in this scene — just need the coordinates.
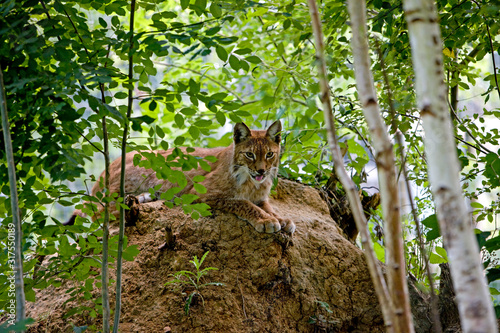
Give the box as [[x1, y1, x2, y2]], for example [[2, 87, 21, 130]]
[[258, 200, 296, 234], [207, 198, 281, 233]]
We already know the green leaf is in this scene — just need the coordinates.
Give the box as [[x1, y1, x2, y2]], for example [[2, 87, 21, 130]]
[[209, 2, 222, 17], [98, 17, 107, 28], [373, 241, 385, 263], [245, 55, 261, 64], [239, 60, 249, 72], [181, 193, 199, 204], [111, 15, 120, 27], [421, 214, 438, 228], [434, 246, 448, 262], [194, 119, 211, 127], [429, 252, 447, 264], [204, 156, 217, 163], [149, 99, 157, 111], [234, 48, 252, 55], [114, 92, 128, 99], [421, 214, 440, 241], [194, 0, 207, 11], [485, 235, 500, 253], [486, 268, 500, 283], [470, 202, 484, 209], [175, 114, 184, 128], [189, 126, 200, 139], [131, 115, 155, 132], [248, 6, 268, 18], [193, 183, 207, 194], [161, 187, 182, 201], [174, 136, 185, 146], [25, 287, 36, 302], [228, 55, 240, 70], [283, 18, 291, 30], [180, 107, 197, 116], [185, 292, 195, 315], [122, 245, 140, 261], [193, 175, 205, 182], [215, 111, 226, 125], [216, 45, 228, 62], [181, 0, 189, 10], [484, 153, 500, 187], [189, 79, 200, 94]]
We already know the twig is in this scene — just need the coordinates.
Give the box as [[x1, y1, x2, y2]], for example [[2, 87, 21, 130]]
[[73, 126, 104, 154], [236, 275, 247, 319], [485, 24, 500, 101], [39, 0, 61, 42], [55, 0, 91, 59], [154, 62, 245, 103]]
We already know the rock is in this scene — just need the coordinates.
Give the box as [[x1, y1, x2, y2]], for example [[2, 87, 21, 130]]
[[26, 179, 385, 332]]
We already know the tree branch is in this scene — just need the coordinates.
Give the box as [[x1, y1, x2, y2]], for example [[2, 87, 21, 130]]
[[485, 24, 500, 101], [155, 62, 245, 104]]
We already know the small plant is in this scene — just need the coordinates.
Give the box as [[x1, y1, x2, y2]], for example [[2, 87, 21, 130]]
[[165, 251, 224, 315], [309, 301, 340, 332]]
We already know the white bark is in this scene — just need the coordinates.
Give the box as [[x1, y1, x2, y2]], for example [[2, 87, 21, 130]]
[[307, 1, 395, 331], [346, 1, 414, 332], [404, 0, 498, 332]]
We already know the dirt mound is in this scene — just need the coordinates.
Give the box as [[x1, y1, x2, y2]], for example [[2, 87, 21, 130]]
[[27, 179, 385, 332]]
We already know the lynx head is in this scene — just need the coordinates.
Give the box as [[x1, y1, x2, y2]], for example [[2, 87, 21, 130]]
[[232, 121, 282, 187]]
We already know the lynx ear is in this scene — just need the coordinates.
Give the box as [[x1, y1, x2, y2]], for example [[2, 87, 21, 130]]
[[266, 120, 282, 144], [234, 122, 251, 144]]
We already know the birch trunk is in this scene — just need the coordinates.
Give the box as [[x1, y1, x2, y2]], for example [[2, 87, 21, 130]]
[[307, 1, 395, 331], [346, 1, 414, 332], [404, 0, 498, 332]]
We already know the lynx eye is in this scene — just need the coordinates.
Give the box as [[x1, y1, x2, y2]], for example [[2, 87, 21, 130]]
[[245, 152, 255, 159], [265, 152, 274, 159]]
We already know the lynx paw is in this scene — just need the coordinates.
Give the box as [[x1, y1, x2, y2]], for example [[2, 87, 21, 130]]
[[278, 217, 296, 234], [254, 216, 281, 234]]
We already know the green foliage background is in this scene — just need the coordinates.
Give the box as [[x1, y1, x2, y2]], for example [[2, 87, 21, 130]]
[[0, 0, 499, 325]]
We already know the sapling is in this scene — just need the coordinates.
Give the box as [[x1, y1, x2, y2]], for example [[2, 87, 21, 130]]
[[165, 251, 224, 315]]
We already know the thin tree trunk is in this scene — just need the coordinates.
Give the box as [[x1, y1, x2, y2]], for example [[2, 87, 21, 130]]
[[0, 66, 26, 331], [113, 1, 136, 331], [404, 0, 498, 332], [346, 1, 414, 332], [374, 37, 443, 333], [101, 114, 111, 333], [307, 1, 395, 331]]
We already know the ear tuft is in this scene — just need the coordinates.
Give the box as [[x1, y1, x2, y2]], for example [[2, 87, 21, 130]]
[[266, 120, 282, 144], [233, 122, 251, 144]]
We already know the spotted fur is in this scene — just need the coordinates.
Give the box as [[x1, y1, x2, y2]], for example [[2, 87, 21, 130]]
[[67, 121, 296, 234]]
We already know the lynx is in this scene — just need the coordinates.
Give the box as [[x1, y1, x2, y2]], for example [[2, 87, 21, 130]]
[[67, 121, 296, 234]]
